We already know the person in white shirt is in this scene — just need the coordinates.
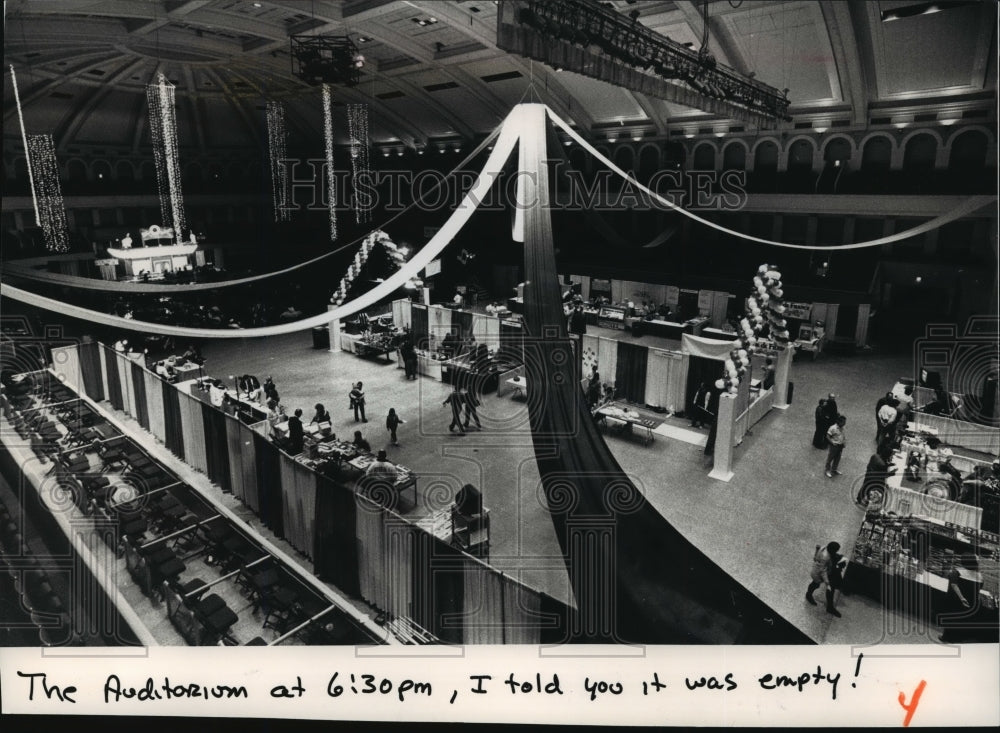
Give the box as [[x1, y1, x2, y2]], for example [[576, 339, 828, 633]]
[[453, 292, 464, 308], [485, 302, 497, 316], [825, 415, 847, 478]]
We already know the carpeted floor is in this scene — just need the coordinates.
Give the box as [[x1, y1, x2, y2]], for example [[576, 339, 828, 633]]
[[190, 320, 944, 644]]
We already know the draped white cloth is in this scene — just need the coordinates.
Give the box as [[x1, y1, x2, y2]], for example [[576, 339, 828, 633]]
[[462, 560, 505, 644], [644, 347, 686, 413], [596, 336, 618, 389], [428, 304, 451, 342], [98, 345, 111, 403], [682, 333, 738, 360], [385, 520, 414, 623], [501, 574, 542, 644], [391, 299, 412, 330], [116, 352, 134, 416], [545, 107, 996, 251], [237, 421, 260, 513], [356, 496, 387, 610], [0, 107, 522, 338], [50, 345, 82, 396], [142, 368, 166, 442], [178, 389, 208, 473]]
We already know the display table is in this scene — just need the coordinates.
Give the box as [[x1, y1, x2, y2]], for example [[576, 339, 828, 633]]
[[441, 352, 500, 394], [503, 376, 527, 399], [346, 453, 417, 509], [594, 402, 660, 446], [842, 511, 999, 641], [631, 319, 686, 339], [701, 327, 740, 341]]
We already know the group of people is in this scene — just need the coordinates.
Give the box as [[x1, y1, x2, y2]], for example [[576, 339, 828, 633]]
[[812, 393, 848, 478], [443, 387, 481, 433]]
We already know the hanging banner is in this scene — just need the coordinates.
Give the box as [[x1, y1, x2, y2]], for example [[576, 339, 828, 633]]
[[783, 301, 813, 320]]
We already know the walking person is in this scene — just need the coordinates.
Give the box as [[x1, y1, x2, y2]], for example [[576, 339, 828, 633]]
[[825, 415, 847, 478], [443, 388, 465, 434], [385, 407, 404, 446], [812, 398, 829, 448], [806, 541, 843, 617], [350, 381, 367, 423], [691, 381, 711, 429], [461, 388, 482, 430], [703, 385, 720, 456]]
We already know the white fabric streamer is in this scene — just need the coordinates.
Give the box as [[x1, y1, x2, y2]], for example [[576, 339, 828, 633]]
[[0, 107, 523, 339], [545, 107, 996, 251]]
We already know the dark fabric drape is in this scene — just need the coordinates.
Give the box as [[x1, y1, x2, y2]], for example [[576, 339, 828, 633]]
[[313, 473, 360, 596], [161, 380, 184, 459], [685, 356, 723, 414], [453, 309, 474, 341], [130, 362, 149, 429], [411, 304, 429, 350], [78, 342, 105, 402], [615, 342, 648, 404], [201, 402, 231, 493], [253, 432, 284, 537], [105, 348, 123, 410], [519, 107, 809, 644]]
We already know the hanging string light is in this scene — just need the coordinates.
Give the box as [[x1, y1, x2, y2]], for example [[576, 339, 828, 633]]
[[146, 73, 186, 238], [26, 134, 69, 252], [9, 65, 40, 225], [266, 100, 290, 221], [322, 84, 338, 241], [346, 102, 372, 224]]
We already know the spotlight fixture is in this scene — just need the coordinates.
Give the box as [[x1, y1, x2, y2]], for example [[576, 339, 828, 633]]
[[290, 35, 364, 86]]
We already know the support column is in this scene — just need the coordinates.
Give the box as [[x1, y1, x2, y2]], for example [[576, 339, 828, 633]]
[[327, 303, 340, 353], [709, 394, 736, 482], [773, 343, 793, 409]]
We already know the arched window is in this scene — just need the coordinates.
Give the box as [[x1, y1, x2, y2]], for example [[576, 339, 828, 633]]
[[692, 142, 715, 170], [613, 145, 635, 173], [948, 129, 988, 170], [753, 141, 778, 172], [861, 137, 892, 171], [823, 138, 852, 164], [902, 133, 937, 171], [722, 142, 746, 170], [637, 145, 660, 181], [787, 139, 814, 172], [92, 160, 112, 182], [116, 161, 135, 182]]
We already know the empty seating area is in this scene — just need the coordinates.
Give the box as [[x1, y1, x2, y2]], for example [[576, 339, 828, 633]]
[[0, 368, 382, 647]]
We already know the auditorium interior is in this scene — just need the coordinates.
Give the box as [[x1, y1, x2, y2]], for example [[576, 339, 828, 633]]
[[1, 0, 998, 650]]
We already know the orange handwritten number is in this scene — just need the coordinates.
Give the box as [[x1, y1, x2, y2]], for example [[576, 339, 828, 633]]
[[898, 680, 926, 727]]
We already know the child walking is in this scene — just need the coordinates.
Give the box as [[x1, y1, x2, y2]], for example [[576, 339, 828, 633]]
[[386, 407, 404, 446]]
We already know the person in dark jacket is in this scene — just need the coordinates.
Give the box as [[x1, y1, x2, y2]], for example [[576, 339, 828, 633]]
[[812, 398, 829, 448], [461, 389, 481, 430], [350, 382, 367, 422], [857, 445, 894, 505], [385, 408, 403, 446], [352, 430, 371, 453], [263, 376, 279, 404], [691, 382, 711, 429], [444, 389, 465, 433], [287, 408, 304, 455]]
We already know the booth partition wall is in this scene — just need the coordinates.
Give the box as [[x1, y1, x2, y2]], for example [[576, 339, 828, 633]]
[[52, 341, 568, 644]]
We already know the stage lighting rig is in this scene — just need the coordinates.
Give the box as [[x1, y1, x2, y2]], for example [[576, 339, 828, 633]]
[[498, 0, 791, 126], [290, 35, 365, 86]]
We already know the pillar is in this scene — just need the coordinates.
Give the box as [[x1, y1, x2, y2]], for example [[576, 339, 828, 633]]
[[708, 393, 736, 482], [773, 343, 793, 410], [327, 303, 340, 353]]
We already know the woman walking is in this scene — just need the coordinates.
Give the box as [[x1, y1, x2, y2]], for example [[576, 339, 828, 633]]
[[386, 408, 404, 446]]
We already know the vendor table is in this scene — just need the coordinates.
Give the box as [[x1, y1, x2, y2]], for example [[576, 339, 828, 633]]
[[346, 454, 417, 509], [594, 402, 660, 446]]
